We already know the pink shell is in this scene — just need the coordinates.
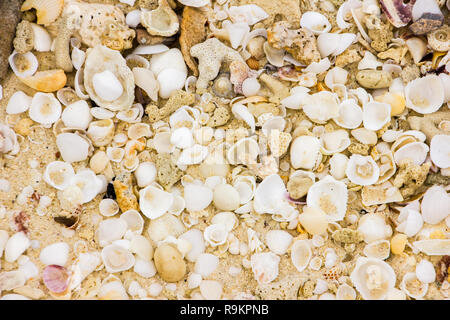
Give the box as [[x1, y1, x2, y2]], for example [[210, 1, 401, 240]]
[[42, 265, 70, 293]]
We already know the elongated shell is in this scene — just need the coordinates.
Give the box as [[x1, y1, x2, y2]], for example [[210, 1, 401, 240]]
[[290, 240, 312, 272]]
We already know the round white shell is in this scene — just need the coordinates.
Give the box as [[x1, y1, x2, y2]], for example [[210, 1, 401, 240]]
[[139, 185, 173, 220]]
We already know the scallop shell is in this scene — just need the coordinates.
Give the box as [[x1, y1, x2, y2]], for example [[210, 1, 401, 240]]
[[306, 175, 348, 222], [290, 240, 312, 272], [290, 135, 322, 170], [139, 185, 173, 220], [6, 91, 32, 115], [300, 11, 331, 35], [141, 0, 179, 37], [44, 161, 75, 190], [250, 252, 280, 284], [101, 244, 135, 273], [350, 257, 396, 300], [405, 74, 444, 114], [84, 46, 135, 111], [29, 92, 62, 126], [346, 154, 380, 186]]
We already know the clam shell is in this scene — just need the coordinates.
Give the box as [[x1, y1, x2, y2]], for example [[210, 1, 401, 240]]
[[29, 92, 62, 125], [69, 169, 103, 204], [351, 128, 378, 145], [329, 153, 349, 180], [177, 144, 209, 165], [320, 130, 351, 155], [405, 74, 444, 114], [300, 11, 331, 35], [421, 185, 450, 225], [99, 199, 120, 217], [345, 154, 380, 186], [8, 51, 38, 78], [265, 230, 293, 255], [357, 213, 392, 243], [179, 229, 205, 262], [413, 239, 450, 255], [204, 224, 228, 247], [40, 242, 70, 266], [303, 91, 340, 124], [6, 91, 32, 115], [363, 240, 390, 260], [228, 4, 268, 25], [61, 100, 92, 130], [87, 119, 115, 147], [290, 240, 312, 272], [97, 218, 128, 247], [430, 134, 450, 168], [290, 135, 322, 170], [121, 210, 145, 236], [393, 142, 429, 166], [141, 0, 179, 37], [101, 244, 135, 273], [250, 252, 280, 284], [44, 161, 75, 190], [147, 214, 185, 243], [56, 133, 90, 163], [363, 101, 391, 131], [184, 182, 213, 212], [21, 0, 63, 25], [400, 272, 428, 299], [139, 185, 173, 220], [333, 99, 363, 129]]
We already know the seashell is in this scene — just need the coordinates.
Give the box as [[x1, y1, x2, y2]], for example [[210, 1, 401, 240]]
[[69, 169, 103, 204], [421, 185, 450, 225], [228, 4, 268, 25], [98, 278, 128, 300], [43, 161, 75, 191], [223, 21, 250, 49], [21, 0, 63, 25], [212, 184, 240, 211], [291, 240, 312, 272], [21, 69, 67, 93], [303, 91, 340, 124], [84, 46, 135, 111], [317, 33, 356, 58], [97, 218, 128, 247], [300, 11, 331, 35], [121, 210, 145, 236], [304, 58, 331, 74], [250, 252, 280, 284], [29, 92, 61, 125], [179, 0, 210, 7], [307, 176, 348, 222], [393, 142, 429, 166], [133, 67, 159, 102], [101, 244, 135, 273], [134, 162, 156, 188], [376, 152, 396, 184], [410, 0, 444, 35], [87, 119, 115, 148], [177, 144, 209, 166], [194, 253, 219, 278], [427, 25, 450, 52], [61, 100, 92, 130], [129, 235, 153, 261], [106, 147, 125, 163], [290, 135, 322, 170], [400, 272, 428, 299], [346, 154, 380, 186], [42, 265, 69, 294], [154, 244, 186, 282], [126, 54, 150, 71], [8, 50, 38, 78], [405, 37, 427, 65], [430, 134, 450, 169], [5, 232, 30, 263], [357, 213, 392, 243], [139, 185, 173, 220], [350, 257, 396, 300], [74, 68, 89, 100], [71, 47, 86, 71], [6, 91, 32, 115], [168, 195, 186, 216], [253, 174, 288, 214], [204, 224, 228, 247], [336, 284, 356, 300], [413, 239, 450, 256], [141, 0, 179, 37], [184, 182, 213, 212], [147, 213, 185, 243], [351, 128, 378, 146], [358, 51, 382, 70], [116, 104, 144, 123], [233, 175, 256, 205], [99, 199, 120, 217], [329, 153, 349, 180], [133, 44, 169, 56], [363, 240, 390, 260], [134, 258, 156, 278], [333, 99, 363, 129], [265, 230, 293, 255], [126, 10, 141, 28], [170, 127, 194, 150], [396, 203, 423, 237], [56, 133, 90, 163], [179, 229, 205, 262], [227, 137, 260, 166], [362, 101, 391, 131], [298, 206, 329, 236], [320, 130, 351, 155], [39, 242, 69, 266], [405, 75, 444, 114], [263, 42, 285, 67], [200, 280, 223, 300]]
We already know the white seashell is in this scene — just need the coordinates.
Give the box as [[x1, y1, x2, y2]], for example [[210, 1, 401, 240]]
[[228, 4, 268, 25], [357, 213, 392, 243], [8, 51, 38, 78], [98, 279, 128, 299], [133, 44, 169, 56], [363, 101, 391, 131], [126, 10, 141, 28], [430, 134, 450, 168], [139, 185, 173, 220], [129, 234, 153, 261], [43, 161, 74, 190], [400, 272, 428, 299], [30, 23, 52, 52], [194, 253, 219, 277], [177, 144, 209, 165], [303, 91, 340, 123], [200, 280, 223, 300], [211, 211, 238, 232], [333, 99, 363, 129], [304, 58, 331, 74], [6, 91, 32, 114], [92, 70, 124, 102], [329, 153, 349, 180], [346, 154, 380, 186], [291, 240, 312, 272], [363, 240, 390, 260], [168, 195, 185, 216], [350, 257, 396, 300], [90, 107, 114, 120], [4, 232, 30, 263], [134, 258, 156, 278], [227, 137, 260, 166], [336, 283, 356, 300], [170, 127, 194, 149], [325, 66, 348, 90], [265, 230, 292, 255], [242, 77, 261, 97], [121, 210, 145, 236], [71, 47, 86, 70], [69, 169, 103, 204], [309, 257, 322, 271], [178, 0, 210, 7], [351, 128, 378, 145], [101, 244, 135, 273], [61, 100, 92, 130], [87, 119, 115, 147], [179, 229, 205, 262], [421, 185, 450, 225], [187, 272, 202, 289], [223, 21, 250, 49], [358, 51, 382, 70], [29, 92, 62, 125], [126, 54, 150, 70], [413, 239, 450, 256], [290, 135, 322, 170], [405, 75, 444, 114], [324, 248, 337, 268], [147, 213, 185, 243], [396, 204, 423, 237], [317, 33, 340, 58], [134, 162, 156, 188], [250, 252, 280, 284], [336, 0, 361, 29], [151, 132, 174, 154], [204, 224, 228, 247], [106, 147, 124, 163], [405, 37, 427, 64], [263, 42, 285, 67], [99, 199, 119, 217], [232, 104, 255, 132], [184, 183, 213, 212], [307, 175, 348, 222], [233, 175, 256, 204], [133, 67, 159, 102], [281, 86, 310, 110], [300, 11, 331, 35], [56, 133, 90, 163], [39, 242, 70, 266], [416, 260, 436, 284], [253, 174, 291, 215], [97, 218, 128, 247], [320, 130, 351, 155], [213, 184, 240, 211], [393, 142, 429, 166]]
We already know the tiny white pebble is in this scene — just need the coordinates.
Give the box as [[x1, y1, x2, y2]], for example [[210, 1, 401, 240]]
[[214, 128, 225, 140], [0, 179, 10, 192], [38, 195, 52, 208], [28, 159, 39, 169], [148, 283, 162, 297]]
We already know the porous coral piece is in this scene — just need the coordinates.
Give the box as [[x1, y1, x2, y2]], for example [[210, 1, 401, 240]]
[[393, 159, 431, 198], [356, 70, 392, 89], [0, 0, 22, 81], [348, 141, 370, 155], [155, 153, 182, 190], [145, 90, 195, 123], [268, 130, 291, 158], [332, 228, 364, 244], [207, 106, 230, 128], [190, 38, 245, 91], [335, 49, 362, 68], [365, 16, 393, 52], [377, 46, 408, 64], [287, 175, 312, 200], [255, 274, 302, 300], [113, 172, 139, 213], [267, 21, 320, 66], [180, 6, 208, 77], [258, 73, 290, 103], [408, 111, 450, 143], [247, 102, 280, 117], [400, 64, 421, 83], [13, 20, 34, 54]]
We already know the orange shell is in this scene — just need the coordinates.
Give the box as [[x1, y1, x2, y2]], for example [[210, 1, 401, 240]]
[[20, 69, 67, 92]]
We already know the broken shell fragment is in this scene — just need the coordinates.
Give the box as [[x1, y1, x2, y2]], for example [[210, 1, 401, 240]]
[[6, 91, 32, 115], [363, 101, 391, 131], [5, 232, 30, 263], [300, 11, 331, 35], [56, 133, 90, 163], [363, 240, 390, 260], [21, 70, 67, 93], [291, 240, 312, 272], [379, 0, 413, 28], [21, 0, 63, 25], [139, 185, 173, 220], [290, 135, 322, 170], [251, 252, 280, 284], [421, 185, 450, 225], [141, 0, 179, 37], [405, 75, 444, 114]]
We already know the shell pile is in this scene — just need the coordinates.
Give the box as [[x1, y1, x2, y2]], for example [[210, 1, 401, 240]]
[[0, 0, 449, 300]]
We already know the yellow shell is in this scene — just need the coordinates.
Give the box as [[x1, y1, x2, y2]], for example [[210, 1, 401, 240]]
[[21, 0, 64, 25], [390, 234, 407, 255], [375, 92, 406, 116], [20, 69, 67, 92]]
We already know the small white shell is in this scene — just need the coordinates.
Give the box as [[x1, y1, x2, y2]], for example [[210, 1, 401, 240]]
[[290, 135, 322, 170], [363, 240, 390, 260], [134, 162, 157, 188], [351, 128, 378, 145], [129, 234, 153, 261], [126, 10, 141, 28], [227, 137, 260, 166], [263, 42, 285, 67], [99, 199, 120, 217], [400, 272, 428, 299], [6, 91, 32, 114], [393, 142, 429, 166], [224, 21, 250, 49], [39, 242, 70, 266], [97, 219, 128, 247], [336, 284, 356, 300], [133, 67, 159, 102], [43, 161, 75, 190], [333, 99, 363, 129], [5, 232, 30, 263], [358, 51, 382, 70], [300, 11, 331, 35], [69, 169, 103, 204], [139, 185, 173, 220], [213, 184, 240, 211], [232, 104, 255, 132], [405, 74, 444, 114], [150, 49, 187, 99], [179, 229, 205, 262], [228, 4, 268, 25], [92, 70, 124, 102], [203, 224, 228, 247], [184, 183, 213, 212], [61, 100, 92, 130], [430, 134, 450, 168], [101, 244, 135, 273], [8, 51, 38, 78], [265, 230, 293, 255], [329, 153, 349, 180], [98, 279, 128, 299], [71, 47, 86, 70], [303, 91, 340, 124], [250, 252, 280, 284], [363, 101, 391, 131], [56, 133, 90, 163], [416, 260, 436, 284], [194, 253, 219, 277], [177, 144, 209, 166], [396, 204, 423, 237], [170, 127, 194, 149], [281, 86, 310, 110], [421, 185, 450, 225], [320, 130, 351, 155], [31, 23, 52, 52], [345, 154, 380, 186], [29, 92, 62, 125], [291, 240, 312, 272], [357, 213, 392, 243], [121, 210, 145, 236], [200, 280, 223, 300]]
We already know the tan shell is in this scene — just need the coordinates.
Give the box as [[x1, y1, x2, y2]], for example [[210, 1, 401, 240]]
[[427, 25, 450, 52], [141, 0, 179, 37], [84, 46, 135, 111]]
